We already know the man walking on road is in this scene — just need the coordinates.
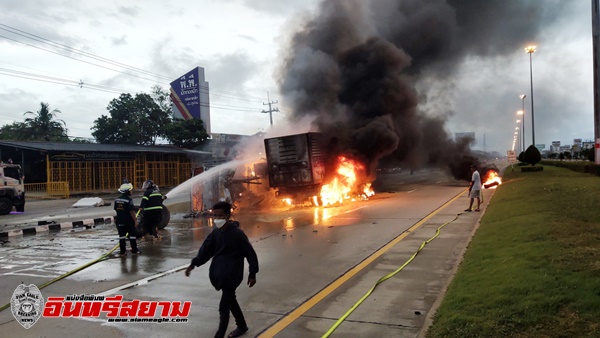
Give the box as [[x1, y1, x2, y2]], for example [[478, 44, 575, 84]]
[[114, 183, 140, 256], [465, 164, 482, 212], [185, 201, 259, 338]]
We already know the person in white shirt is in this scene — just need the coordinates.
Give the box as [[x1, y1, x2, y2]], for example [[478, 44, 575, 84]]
[[465, 164, 482, 212]]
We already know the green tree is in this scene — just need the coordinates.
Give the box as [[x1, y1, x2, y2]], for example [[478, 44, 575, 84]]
[[523, 145, 542, 165], [151, 85, 173, 117], [165, 118, 209, 148], [92, 92, 171, 145], [0, 121, 30, 140], [23, 102, 68, 141], [582, 148, 594, 162]]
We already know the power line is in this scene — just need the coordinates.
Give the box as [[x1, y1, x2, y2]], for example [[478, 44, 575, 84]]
[[0, 69, 124, 94], [0, 24, 266, 101], [0, 67, 263, 112], [0, 24, 172, 81], [0, 33, 168, 84]]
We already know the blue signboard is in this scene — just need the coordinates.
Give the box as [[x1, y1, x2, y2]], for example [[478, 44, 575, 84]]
[[170, 67, 201, 120]]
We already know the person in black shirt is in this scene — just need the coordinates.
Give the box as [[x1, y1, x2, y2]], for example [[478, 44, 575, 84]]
[[114, 183, 140, 256], [185, 201, 259, 338]]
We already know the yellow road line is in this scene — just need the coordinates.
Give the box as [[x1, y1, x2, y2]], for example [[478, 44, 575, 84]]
[[258, 189, 466, 337]]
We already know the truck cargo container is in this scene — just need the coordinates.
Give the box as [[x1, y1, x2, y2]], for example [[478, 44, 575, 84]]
[[264, 132, 325, 204]]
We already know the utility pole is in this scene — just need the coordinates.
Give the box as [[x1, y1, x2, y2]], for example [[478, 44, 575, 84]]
[[483, 133, 486, 153], [261, 91, 279, 127], [593, 0, 600, 163]]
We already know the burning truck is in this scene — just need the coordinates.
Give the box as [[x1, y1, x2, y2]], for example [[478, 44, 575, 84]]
[[264, 132, 374, 206], [186, 132, 374, 215]]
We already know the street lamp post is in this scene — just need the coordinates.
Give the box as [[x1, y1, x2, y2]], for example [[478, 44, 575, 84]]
[[516, 121, 521, 153], [519, 94, 526, 151], [515, 127, 520, 153], [517, 110, 524, 153], [525, 46, 536, 147]]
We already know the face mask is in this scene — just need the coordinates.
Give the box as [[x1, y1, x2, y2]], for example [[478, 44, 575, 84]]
[[213, 219, 226, 228]]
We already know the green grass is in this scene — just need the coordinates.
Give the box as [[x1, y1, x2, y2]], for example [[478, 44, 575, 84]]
[[426, 165, 600, 338]]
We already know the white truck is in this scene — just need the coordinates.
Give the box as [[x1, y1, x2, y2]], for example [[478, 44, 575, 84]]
[[0, 163, 26, 215]]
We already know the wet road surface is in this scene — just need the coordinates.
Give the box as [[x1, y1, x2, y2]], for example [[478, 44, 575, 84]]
[[0, 168, 478, 337]]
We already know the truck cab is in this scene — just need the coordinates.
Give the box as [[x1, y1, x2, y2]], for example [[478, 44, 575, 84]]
[[0, 163, 26, 215]]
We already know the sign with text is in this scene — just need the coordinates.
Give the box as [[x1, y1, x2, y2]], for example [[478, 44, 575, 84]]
[[507, 150, 517, 163], [170, 67, 201, 120]]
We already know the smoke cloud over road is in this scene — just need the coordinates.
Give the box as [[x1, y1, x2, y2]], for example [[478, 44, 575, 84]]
[[277, 0, 564, 180]]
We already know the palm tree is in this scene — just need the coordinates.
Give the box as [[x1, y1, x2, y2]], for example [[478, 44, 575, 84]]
[[24, 102, 68, 141]]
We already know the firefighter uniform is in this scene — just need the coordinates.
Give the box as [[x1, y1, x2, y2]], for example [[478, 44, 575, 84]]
[[114, 184, 140, 255], [140, 182, 164, 238]]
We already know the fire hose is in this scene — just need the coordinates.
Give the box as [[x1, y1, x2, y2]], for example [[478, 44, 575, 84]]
[[1, 209, 157, 312], [0, 233, 127, 313], [322, 211, 466, 337]]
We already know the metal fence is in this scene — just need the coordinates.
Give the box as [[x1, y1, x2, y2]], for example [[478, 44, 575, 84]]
[[46, 155, 193, 194], [25, 182, 70, 199]]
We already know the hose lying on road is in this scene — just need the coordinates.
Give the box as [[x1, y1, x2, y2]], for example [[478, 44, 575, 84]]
[[322, 213, 463, 338], [0, 233, 125, 313]]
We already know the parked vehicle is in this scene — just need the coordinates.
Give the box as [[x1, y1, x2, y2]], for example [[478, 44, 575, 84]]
[[0, 163, 26, 215]]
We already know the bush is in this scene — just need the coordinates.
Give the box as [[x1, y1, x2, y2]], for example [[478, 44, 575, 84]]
[[521, 166, 543, 172], [540, 160, 600, 176]]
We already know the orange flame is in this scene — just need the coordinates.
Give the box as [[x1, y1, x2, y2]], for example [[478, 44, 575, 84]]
[[483, 171, 502, 189], [319, 156, 374, 206]]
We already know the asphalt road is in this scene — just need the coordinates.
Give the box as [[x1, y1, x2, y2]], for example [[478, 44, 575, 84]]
[[0, 166, 492, 337]]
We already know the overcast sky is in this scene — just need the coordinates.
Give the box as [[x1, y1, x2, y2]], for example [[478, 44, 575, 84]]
[[0, 0, 595, 154]]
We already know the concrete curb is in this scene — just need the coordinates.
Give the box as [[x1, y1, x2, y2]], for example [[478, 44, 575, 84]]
[[0, 216, 115, 237], [416, 189, 495, 338]]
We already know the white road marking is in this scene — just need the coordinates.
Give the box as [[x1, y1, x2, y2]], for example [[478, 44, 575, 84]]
[[97, 265, 189, 296]]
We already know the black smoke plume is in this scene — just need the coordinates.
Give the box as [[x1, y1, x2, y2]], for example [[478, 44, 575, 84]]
[[277, 0, 564, 181]]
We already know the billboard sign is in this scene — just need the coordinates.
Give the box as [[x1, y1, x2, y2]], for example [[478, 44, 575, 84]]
[[551, 141, 560, 147], [573, 138, 582, 145], [170, 67, 201, 120], [535, 144, 545, 151]]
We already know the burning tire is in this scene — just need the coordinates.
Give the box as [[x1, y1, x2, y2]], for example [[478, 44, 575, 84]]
[[135, 206, 170, 233], [158, 207, 170, 229]]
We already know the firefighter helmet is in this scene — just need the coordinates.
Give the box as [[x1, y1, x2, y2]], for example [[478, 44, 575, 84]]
[[142, 179, 154, 190], [118, 183, 133, 193]]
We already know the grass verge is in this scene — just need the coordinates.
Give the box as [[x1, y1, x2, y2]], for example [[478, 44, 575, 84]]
[[426, 165, 600, 337]]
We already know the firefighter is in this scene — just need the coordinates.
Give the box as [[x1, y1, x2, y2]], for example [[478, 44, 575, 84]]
[[140, 179, 166, 239], [114, 183, 140, 256]]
